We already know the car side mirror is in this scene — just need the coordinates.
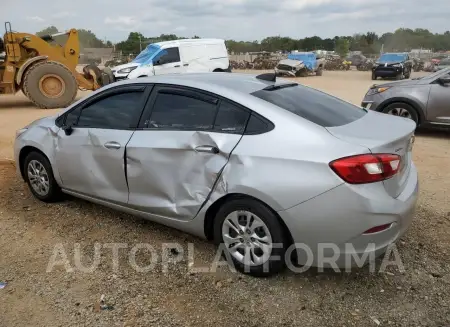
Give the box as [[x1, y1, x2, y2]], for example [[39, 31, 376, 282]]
[[438, 76, 450, 85], [62, 125, 73, 136]]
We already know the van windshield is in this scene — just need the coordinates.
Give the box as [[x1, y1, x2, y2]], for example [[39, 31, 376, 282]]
[[132, 44, 161, 64]]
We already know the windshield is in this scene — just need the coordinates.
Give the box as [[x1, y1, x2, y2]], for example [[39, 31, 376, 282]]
[[288, 53, 315, 62], [378, 53, 407, 63], [132, 44, 161, 64]]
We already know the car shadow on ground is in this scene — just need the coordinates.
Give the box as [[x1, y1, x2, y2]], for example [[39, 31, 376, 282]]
[[416, 127, 450, 139]]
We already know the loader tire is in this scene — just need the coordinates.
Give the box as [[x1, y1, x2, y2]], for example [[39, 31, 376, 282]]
[[22, 61, 77, 109]]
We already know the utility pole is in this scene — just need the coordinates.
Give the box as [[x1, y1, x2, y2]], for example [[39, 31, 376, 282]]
[[139, 35, 142, 52]]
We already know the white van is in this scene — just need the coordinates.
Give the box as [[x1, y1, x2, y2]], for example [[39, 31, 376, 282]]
[[112, 39, 230, 80]]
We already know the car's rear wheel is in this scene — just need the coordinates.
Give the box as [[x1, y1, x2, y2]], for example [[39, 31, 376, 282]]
[[213, 198, 287, 277], [382, 102, 419, 125], [24, 151, 62, 202]]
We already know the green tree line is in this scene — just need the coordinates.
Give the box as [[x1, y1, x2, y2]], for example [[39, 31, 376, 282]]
[[37, 26, 450, 56]]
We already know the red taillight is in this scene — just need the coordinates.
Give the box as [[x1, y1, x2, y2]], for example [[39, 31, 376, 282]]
[[329, 154, 401, 184], [363, 223, 392, 234]]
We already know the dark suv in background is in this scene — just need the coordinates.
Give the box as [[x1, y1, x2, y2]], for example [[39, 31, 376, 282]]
[[372, 53, 413, 80]]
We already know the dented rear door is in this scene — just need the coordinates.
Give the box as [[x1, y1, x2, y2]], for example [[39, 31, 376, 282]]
[[126, 86, 249, 220]]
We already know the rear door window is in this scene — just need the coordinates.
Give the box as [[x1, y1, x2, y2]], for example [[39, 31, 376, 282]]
[[213, 101, 250, 134], [251, 85, 366, 127], [148, 88, 218, 130]]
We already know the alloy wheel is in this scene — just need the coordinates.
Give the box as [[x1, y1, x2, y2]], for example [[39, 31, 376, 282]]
[[221, 210, 273, 266], [27, 160, 50, 196], [387, 107, 412, 120]]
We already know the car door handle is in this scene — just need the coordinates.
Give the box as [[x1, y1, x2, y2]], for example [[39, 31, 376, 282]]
[[104, 141, 121, 150], [183, 63, 189, 66], [195, 145, 220, 154], [174, 65, 181, 67]]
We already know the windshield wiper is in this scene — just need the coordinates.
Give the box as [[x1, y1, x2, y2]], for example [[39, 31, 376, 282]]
[[263, 83, 298, 91]]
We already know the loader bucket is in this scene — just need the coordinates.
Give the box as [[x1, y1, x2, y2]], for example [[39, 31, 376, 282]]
[[82, 64, 115, 89]]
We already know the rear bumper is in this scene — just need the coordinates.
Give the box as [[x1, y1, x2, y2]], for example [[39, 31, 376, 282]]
[[278, 163, 419, 269]]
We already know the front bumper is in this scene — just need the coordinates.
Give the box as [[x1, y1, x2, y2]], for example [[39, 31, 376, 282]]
[[277, 163, 419, 269], [361, 90, 389, 111], [275, 69, 296, 77], [373, 66, 403, 77]]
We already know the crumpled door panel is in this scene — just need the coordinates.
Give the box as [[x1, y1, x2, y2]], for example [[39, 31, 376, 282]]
[[55, 128, 133, 204], [126, 130, 242, 220]]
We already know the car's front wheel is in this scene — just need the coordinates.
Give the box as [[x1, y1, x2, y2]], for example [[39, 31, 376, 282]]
[[382, 102, 419, 125], [404, 68, 411, 79], [24, 151, 62, 202], [213, 198, 287, 277]]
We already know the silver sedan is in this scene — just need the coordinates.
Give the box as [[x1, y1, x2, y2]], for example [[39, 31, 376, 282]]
[[15, 73, 419, 276]]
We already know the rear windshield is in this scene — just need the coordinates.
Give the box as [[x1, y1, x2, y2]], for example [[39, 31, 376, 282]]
[[251, 85, 366, 127]]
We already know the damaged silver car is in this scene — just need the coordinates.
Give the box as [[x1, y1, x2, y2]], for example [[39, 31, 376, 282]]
[[275, 52, 325, 77], [15, 72, 418, 276], [275, 59, 307, 77]]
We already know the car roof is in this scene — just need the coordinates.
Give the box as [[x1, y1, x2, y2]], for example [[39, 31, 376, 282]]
[[111, 73, 293, 95], [154, 38, 225, 47]]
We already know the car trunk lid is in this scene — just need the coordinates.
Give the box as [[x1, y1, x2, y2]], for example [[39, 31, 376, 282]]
[[326, 110, 416, 198]]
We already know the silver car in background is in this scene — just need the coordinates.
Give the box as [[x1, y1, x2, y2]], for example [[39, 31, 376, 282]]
[[15, 73, 418, 276], [362, 67, 450, 127]]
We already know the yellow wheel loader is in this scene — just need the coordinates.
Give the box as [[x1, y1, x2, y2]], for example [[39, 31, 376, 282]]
[[0, 22, 114, 109]]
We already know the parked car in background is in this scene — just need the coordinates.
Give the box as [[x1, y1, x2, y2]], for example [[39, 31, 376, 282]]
[[112, 39, 230, 80], [15, 73, 418, 276], [346, 54, 366, 68], [275, 52, 324, 77], [362, 67, 450, 127], [433, 58, 450, 72], [372, 53, 413, 80]]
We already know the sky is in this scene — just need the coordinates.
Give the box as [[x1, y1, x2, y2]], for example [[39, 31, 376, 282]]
[[1, 0, 449, 43]]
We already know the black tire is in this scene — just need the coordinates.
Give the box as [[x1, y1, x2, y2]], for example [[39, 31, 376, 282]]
[[213, 198, 287, 277], [396, 72, 404, 80], [404, 68, 411, 79], [101, 67, 115, 86], [23, 151, 62, 202], [316, 67, 323, 76], [382, 102, 419, 125], [297, 69, 309, 77], [22, 61, 77, 109], [371, 72, 377, 80]]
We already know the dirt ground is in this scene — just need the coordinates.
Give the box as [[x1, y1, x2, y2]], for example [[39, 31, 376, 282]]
[[0, 70, 449, 327]]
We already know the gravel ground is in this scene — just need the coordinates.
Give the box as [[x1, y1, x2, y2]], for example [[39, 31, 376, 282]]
[[0, 70, 449, 327]]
